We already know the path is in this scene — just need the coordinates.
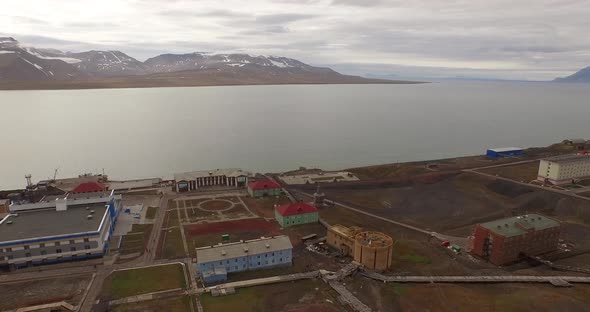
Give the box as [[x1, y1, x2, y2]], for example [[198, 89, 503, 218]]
[[362, 271, 590, 286], [464, 169, 590, 201]]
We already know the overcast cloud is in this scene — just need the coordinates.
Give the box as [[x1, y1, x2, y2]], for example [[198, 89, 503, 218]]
[[2, 0, 590, 80]]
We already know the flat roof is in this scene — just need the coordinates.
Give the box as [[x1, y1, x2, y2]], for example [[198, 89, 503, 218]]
[[479, 214, 560, 237], [174, 168, 249, 181], [196, 236, 292, 264], [488, 147, 524, 152], [544, 154, 590, 164], [0, 203, 108, 244]]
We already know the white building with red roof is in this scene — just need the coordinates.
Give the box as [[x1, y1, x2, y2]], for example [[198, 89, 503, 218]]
[[274, 202, 319, 228], [247, 180, 281, 198]]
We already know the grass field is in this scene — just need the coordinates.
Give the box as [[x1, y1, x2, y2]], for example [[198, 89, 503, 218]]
[[478, 161, 541, 182], [104, 264, 186, 300], [162, 227, 187, 259], [119, 224, 153, 255], [199, 279, 343, 312], [146, 206, 158, 219], [111, 296, 191, 312]]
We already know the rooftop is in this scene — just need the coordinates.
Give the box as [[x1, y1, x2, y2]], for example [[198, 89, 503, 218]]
[[330, 224, 363, 239], [479, 214, 561, 237], [488, 147, 524, 153], [544, 154, 590, 164], [196, 236, 293, 264], [71, 182, 106, 193], [248, 180, 281, 190], [0, 203, 108, 243], [275, 202, 318, 217], [354, 231, 394, 247], [174, 168, 250, 181]]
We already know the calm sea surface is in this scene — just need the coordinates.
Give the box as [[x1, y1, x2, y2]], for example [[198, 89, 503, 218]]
[[0, 82, 588, 189]]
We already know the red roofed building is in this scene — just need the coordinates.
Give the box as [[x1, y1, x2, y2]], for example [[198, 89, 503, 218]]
[[71, 182, 106, 194], [247, 180, 281, 198], [274, 202, 319, 228]]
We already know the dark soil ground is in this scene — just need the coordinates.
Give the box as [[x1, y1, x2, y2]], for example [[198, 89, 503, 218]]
[[0, 274, 92, 310]]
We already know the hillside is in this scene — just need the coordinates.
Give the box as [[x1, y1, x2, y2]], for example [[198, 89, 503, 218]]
[[0, 37, 421, 90], [553, 66, 590, 82]]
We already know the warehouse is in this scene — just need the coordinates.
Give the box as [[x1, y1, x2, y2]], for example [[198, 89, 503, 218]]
[[274, 202, 318, 228], [486, 147, 524, 158], [537, 154, 590, 185], [174, 168, 251, 192], [0, 191, 122, 269], [327, 224, 394, 271], [195, 236, 293, 285], [470, 214, 561, 266], [247, 180, 281, 198]]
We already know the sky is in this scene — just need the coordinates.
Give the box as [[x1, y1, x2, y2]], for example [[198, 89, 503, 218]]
[[2, 0, 590, 81]]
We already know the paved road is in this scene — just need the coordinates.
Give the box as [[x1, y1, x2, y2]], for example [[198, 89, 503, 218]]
[[144, 193, 171, 263]]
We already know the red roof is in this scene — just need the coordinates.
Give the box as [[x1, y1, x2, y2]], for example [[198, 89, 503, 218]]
[[248, 180, 281, 191], [275, 202, 318, 217], [72, 182, 106, 193]]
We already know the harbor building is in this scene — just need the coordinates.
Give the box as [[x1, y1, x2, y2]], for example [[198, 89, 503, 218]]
[[537, 154, 590, 185], [486, 147, 524, 158], [470, 214, 561, 266], [0, 191, 122, 269], [327, 225, 394, 271], [174, 169, 250, 192], [247, 180, 281, 198], [274, 202, 318, 228], [72, 182, 106, 194], [196, 236, 293, 285]]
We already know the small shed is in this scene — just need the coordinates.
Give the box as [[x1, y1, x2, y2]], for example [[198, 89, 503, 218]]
[[486, 147, 524, 158]]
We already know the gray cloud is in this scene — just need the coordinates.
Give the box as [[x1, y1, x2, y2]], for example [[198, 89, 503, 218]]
[[3, 0, 590, 80], [255, 13, 316, 24]]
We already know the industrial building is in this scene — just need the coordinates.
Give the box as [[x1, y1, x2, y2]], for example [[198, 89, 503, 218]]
[[274, 202, 319, 228], [537, 154, 590, 185], [470, 214, 561, 266], [174, 168, 251, 192], [71, 182, 106, 193], [0, 191, 122, 269], [327, 225, 394, 271], [0, 199, 9, 214], [247, 180, 281, 198], [195, 236, 293, 285], [486, 147, 524, 158]]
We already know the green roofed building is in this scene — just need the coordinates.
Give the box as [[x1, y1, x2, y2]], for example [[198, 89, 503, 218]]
[[470, 214, 561, 265]]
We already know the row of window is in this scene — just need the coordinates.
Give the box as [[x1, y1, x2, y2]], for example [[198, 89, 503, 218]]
[[0, 238, 91, 253], [3, 245, 93, 260]]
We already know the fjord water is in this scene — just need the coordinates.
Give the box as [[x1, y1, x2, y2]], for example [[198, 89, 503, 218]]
[[0, 82, 588, 189]]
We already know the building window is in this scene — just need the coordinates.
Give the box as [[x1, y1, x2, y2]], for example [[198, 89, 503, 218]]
[[257, 262, 260, 265], [56, 249, 62, 254], [235, 266, 238, 270], [24, 245, 30, 250], [6, 248, 11, 252], [25, 252, 31, 257], [55, 242, 60, 246], [85, 245, 91, 250], [84, 238, 90, 243], [71, 247, 76, 252], [280, 258, 283, 262], [7, 255, 13, 260], [41, 250, 47, 255], [69, 240, 75, 244], [40, 243, 45, 248]]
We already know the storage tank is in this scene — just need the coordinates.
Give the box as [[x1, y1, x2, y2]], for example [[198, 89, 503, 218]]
[[353, 231, 394, 271]]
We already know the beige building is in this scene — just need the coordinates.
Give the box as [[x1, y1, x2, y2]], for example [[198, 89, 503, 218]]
[[537, 154, 590, 185], [174, 168, 251, 192], [327, 224, 394, 271]]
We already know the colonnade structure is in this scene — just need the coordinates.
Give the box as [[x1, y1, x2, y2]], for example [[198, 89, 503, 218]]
[[174, 168, 251, 192]]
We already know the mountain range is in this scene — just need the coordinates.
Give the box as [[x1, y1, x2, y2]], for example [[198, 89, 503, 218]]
[[553, 66, 590, 83], [0, 37, 414, 90]]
